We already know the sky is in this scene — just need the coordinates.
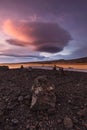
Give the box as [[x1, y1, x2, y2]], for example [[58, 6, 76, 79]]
[[0, 0, 87, 63]]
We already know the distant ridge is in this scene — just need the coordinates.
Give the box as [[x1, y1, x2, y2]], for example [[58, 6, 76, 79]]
[[0, 56, 87, 65], [25, 56, 87, 64], [66, 57, 87, 63]]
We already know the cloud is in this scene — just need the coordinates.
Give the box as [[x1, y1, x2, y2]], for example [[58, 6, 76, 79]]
[[1, 0, 87, 17], [3, 20, 71, 53], [70, 46, 87, 59], [6, 39, 27, 47], [36, 46, 63, 53], [0, 53, 45, 59]]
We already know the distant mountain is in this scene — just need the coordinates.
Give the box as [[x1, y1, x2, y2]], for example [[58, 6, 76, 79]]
[[26, 57, 87, 64], [1, 57, 87, 66], [66, 57, 87, 63]]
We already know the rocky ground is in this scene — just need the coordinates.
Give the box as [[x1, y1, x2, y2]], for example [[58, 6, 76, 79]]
[[0, 68, 87, 130]]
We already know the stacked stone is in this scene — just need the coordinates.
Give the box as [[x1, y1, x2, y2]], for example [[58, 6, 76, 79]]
[[30, 76, 56, 110]]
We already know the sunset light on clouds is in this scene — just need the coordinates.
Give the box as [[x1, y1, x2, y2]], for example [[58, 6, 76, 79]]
[[0, 0, 87, 63]]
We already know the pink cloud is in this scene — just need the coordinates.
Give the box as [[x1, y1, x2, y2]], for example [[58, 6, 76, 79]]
[[3, 20, 35, 43], [3, 19, 71, 53]]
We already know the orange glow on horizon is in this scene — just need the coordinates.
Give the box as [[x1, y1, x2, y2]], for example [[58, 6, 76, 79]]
[[0, 63, 87, 70]]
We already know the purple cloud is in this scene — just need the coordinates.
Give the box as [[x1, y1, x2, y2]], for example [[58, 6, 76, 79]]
[[4, 20, 72, 53]]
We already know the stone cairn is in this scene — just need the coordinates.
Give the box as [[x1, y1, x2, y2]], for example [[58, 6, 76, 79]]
[[30, 76, 56, 111], [28, 66, 32, 71], [59, 67, 64, 76], [20, 65, 24, 69], [53, 65, 57, 71]]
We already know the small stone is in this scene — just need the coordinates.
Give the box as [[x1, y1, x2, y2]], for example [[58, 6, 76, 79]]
[[57, 119, 62, 124], [6, 118, 9, 122], [75, 126, 81, 130], [7, 103, 14, 110], [77, 84, 80, 87], [24, 95, 30, 99], [84, 103, 87, 106], [47, 108, 56, 114], [0, 110, 3, 122], [84, 123, 87, 128], [73, 117, 78, 124], [68, 99, 72, 103], [77, 108, 87, 117], [11, 119, 19, 124], [73, 106, 79, 110], [64, 116, 73, 129], [30, 125, 35, 130], [26, 124, 30, 129], [0, 110, 3, 116], [81, 105, 84, 109], [18, 96, 23, 102], [82, 121, 87, 128], [5, 98, 9, 102]]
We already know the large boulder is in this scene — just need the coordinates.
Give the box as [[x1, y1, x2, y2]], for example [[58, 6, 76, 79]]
[[30, 76, 56, 110]]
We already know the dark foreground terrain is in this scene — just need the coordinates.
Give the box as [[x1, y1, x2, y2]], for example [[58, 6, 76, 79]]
[[0, 68, 87, 130]]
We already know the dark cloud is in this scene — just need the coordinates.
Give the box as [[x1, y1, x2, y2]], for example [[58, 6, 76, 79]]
[[5, 21, 71, 53], [6, 39, 27, 47], [36, 46, 63, 53], [6, 39, 63, 53], [0, 53, 45, 59]]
